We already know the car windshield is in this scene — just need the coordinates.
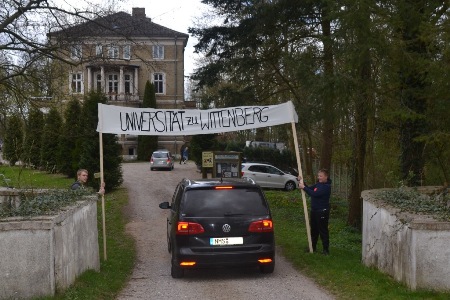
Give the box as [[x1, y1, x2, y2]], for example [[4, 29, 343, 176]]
[[181, 188, 269, 217], [153, 152, 168, 158]]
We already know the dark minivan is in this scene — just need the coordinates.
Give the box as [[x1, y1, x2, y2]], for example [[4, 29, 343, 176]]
[[159, 177, 275, 278]]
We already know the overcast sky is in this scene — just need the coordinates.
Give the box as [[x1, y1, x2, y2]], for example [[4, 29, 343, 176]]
[[122, 0, 208, 77]]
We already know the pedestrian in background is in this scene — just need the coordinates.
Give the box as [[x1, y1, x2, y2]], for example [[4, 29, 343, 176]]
[[298, 169, 331, 255], [182, 146, 189, 164], [179, 144, 186, 164]]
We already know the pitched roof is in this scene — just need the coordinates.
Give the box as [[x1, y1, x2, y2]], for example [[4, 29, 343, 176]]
[[49, 11, 189, 41]]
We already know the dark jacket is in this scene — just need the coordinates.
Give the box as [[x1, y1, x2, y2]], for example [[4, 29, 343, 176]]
[[303, 179, 332, 211], [71, 181, 84, 190]]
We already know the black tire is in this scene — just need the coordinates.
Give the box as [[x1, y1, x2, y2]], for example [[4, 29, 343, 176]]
[[285, 181, 296, 191], [150, 167, 154, 171], [171, 262, 184, 278], [260, 263, 275, 274]]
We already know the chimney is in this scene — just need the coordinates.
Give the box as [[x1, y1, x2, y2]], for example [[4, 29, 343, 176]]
[[132, 7, 146, 18]]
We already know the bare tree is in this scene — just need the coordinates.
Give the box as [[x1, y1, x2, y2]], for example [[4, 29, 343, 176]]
[[0, 0, 117, 93]]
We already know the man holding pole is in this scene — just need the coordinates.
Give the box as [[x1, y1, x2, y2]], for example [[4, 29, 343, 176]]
[[71, 169, 105, 195], [298, 169, 332, 255]]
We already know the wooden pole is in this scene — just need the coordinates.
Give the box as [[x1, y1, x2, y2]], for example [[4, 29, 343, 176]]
[[291, 122, 313, 253], [99, 119, 107, 260], [99, 132, 107, 260]]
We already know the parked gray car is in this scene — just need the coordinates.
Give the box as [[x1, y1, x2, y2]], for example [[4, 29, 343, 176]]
[[150, 150, 174, 171], [241, 163, 298, 191]]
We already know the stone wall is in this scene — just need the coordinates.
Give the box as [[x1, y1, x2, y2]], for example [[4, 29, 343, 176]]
[[0, 197, 100, 299], [362, 188, 450, 291]]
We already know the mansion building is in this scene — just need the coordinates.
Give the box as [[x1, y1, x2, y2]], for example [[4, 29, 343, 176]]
[[48, 7, 194, 158]]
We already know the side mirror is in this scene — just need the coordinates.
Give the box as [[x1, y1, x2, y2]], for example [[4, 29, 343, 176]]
[[159, 201, 171, 209]]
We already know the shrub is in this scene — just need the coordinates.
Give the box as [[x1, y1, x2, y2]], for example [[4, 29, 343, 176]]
[[379, 187, 450, 221], [0, 188, 92, 219]]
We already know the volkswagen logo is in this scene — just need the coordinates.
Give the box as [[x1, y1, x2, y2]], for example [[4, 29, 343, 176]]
[[222, 224, 231, 233]]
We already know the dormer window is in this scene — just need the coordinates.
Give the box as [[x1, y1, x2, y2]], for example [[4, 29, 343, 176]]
[[71, 44, 82, 60], [123, 45, 131, 60], [95, 44, 103, 57], [152, 45, 164, 59], [107, 45, 119, 58]]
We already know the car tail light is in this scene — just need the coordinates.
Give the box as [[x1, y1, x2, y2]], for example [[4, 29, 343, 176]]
[[258, 258, 273, 264], [150, 158, 153, 163], [248, 219, 273, 232], [176, 222, 205, 235], [241, 171, 244, 177], [180, 261, 196, 266]]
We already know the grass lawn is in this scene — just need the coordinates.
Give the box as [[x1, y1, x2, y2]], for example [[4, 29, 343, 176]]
[[0, 165, 76, 189], [2, 166, 449, 299], [265, 190, 450, 300]]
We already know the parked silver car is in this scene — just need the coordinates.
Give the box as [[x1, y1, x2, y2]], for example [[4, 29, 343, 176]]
[[241, 163, 298, 191], [150, 150, 174, 171]]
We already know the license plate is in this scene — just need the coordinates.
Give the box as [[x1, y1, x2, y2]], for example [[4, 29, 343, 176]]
[[158, 161, 164, 164], [210, 237, 243, 246]]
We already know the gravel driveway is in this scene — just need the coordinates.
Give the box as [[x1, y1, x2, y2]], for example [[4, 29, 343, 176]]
[[117, 162, 334, 300]]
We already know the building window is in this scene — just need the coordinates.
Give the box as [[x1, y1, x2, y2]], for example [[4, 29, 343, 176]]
[[153, 73, 164, 94], [95, 44, 103, 57], [123, 45, 131, 59], [108, 74, 118, 93], [152, 45, 164, 59], [96, 73, 102, 92], [107, 45, 119, 58], [71, 72, 83, 93], [71, 44, 82, 60], [124, 74, 132, 94]]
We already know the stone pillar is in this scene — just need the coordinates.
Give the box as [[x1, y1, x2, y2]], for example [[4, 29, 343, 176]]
[[86, 67, 92, 92], [119, 66, 124, 100], [134, 67, 139, 99], [101, 66, 105, 93]]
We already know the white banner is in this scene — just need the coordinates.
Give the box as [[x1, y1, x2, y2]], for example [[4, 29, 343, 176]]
[[97, 101, 298, 136]]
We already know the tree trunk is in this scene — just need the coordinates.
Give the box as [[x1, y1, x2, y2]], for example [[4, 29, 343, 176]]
[[319, 14, 334, 171], [347, 94, 369, 228], [397, 1, 429, 186], [347, 1, 372, 228]]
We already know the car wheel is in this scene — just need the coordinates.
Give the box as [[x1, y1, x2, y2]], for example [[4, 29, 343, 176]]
[[285, 181, 296, 191], [259, 263, 275, 274], [171, 262, 184, 278]]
